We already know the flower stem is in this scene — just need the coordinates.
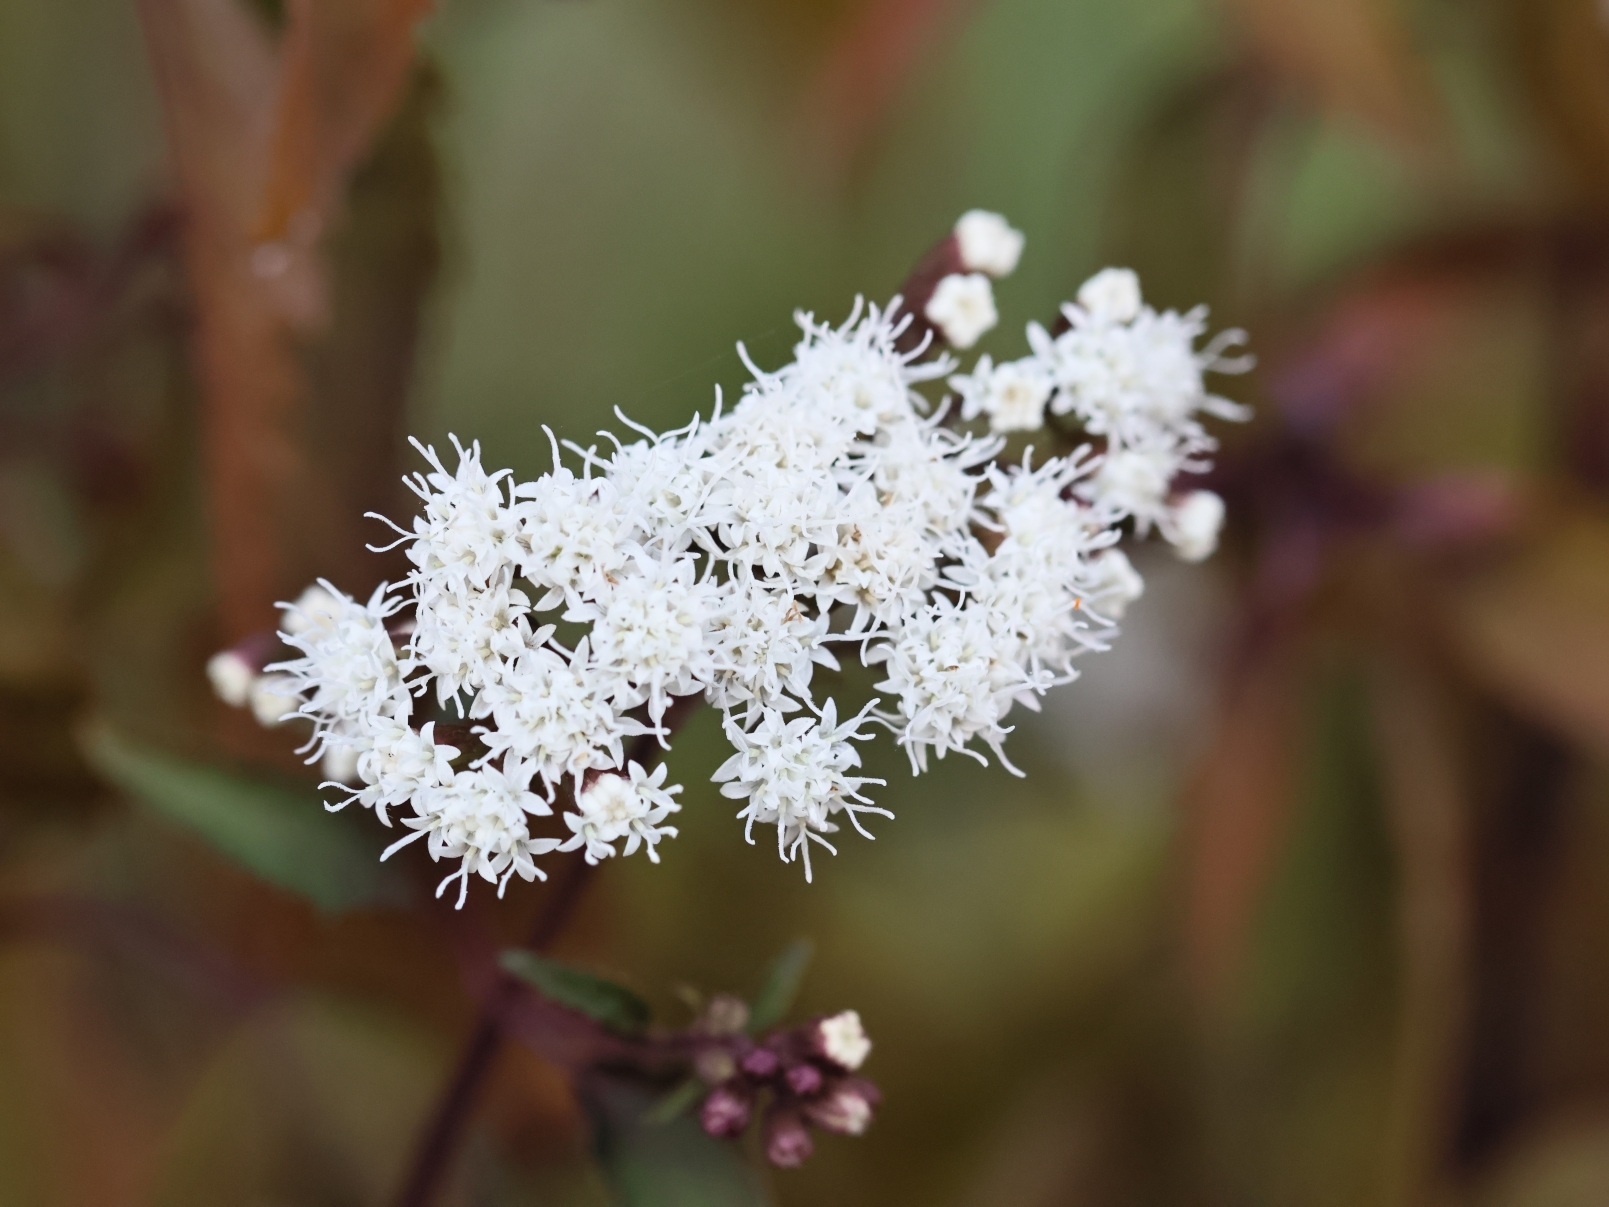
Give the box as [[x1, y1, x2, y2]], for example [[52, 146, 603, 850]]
[[392, 703, 703, 1207], [393, 855, 597, 1207]]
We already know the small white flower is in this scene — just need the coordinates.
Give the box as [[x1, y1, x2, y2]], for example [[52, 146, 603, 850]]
[[471, 641, 637, 800], [346, 718, 458, 826], [206, 650, 256, 708], [954, 210, 1024, 277], [1076, 267, 1142, 324], [387, 762, 558, 907], [924, 273, 998, 350], [281, 583, 341, 636], [1165, 489, 1226, 562], [560, 762, 682, 864], [321, 742, 361, 784], [713, 699, 888, 881], [1082, 548, 1145, 619], [816, 1009, 871, 1070], [1088, 447, 1173, 524], [274, 580, 410, 739], [952, 355, 1053, 433], [582, 554, 716, 725], [249, 674, 303, 727]]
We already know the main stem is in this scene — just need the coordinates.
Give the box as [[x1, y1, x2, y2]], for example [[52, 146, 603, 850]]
[[392, 700, 703, 1207], [394, 857, 596, 1207]]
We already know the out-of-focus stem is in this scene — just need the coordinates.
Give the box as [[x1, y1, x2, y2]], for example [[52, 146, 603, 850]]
[[391, 695, 706, 1207]]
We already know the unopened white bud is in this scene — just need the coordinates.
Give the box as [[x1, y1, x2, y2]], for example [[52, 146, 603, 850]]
[[206, 650, 256, 708], [954, 210, 1024, 277], [1077, 267, 1142, 324], [1084, 549, 1145, 619], [249, 674, 303, 727], [806, 1085, 874, 1136], [983, 361, 1053, 433], [1094, 448, 1171, 516], [281, 584, 340, 636], [816, 1009, 871, 1070], [321, 743, 361, 784], [1166, 490, 1225, 562], [924, 273, 997, 350]]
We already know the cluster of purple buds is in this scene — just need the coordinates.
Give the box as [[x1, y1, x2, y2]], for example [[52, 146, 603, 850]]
[[691, 998, 880, 1168]]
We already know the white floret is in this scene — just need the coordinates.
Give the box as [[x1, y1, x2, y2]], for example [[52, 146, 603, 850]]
[[924, 273, 998, 349], [713, 699, 888, 881], [559, 762, 682, 864], [954, 210, 1025, 278]]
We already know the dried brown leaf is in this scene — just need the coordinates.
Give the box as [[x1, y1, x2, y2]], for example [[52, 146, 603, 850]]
[[1511, 0, 1609, 204], [1219, 0, 1436, 143], [1448, 509, 1609, 754], [1370, 659, 1473, 1207]]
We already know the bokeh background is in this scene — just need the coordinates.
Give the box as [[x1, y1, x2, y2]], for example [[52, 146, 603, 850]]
[[7, 0, 1609, 1203]]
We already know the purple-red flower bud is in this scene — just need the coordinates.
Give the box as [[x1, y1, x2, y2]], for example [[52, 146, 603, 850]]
[[700, 1084, 751, 1138], [803, 1078, 879, 1136], [784, 1062, 823, 1096], [740, 1047, 780, 1079], [764, 1108, 814, 1168]]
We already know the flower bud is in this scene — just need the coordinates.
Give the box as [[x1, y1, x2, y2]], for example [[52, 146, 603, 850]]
[[764, 1108, 814, 1168], [1076, 267, 1142, 324], [924, 273, 997, 350], [1083, 549, 1144, 620], [803, 1079, 879, 1136], [206, 650, 257, 708], [740, 1046, 780, 1079], [700, 1084, 751, 1138], [784, 1062, 823, 1096], [249, 674, 303, 727], [954, 210, 1024, 278], [813, 1010, 871, 1071], [321, 743, 360, 784], [1166, 489, 1225, 562], [695, 1047, 738, 1085], [701, 993, 750, 1037], [281, 583, 340, 636]]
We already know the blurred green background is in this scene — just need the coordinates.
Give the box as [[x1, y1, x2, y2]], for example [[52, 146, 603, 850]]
[[8, 0, 1609, 1204]]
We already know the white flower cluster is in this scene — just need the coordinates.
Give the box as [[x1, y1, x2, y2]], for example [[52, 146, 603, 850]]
[[216, 213, 1249, 905]]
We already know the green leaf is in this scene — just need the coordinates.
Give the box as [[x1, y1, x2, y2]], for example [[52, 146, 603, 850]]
[[79, 722, 403, 914], [642, 1078, 705, 1127], [746, 938, 813, 1034], [586, 1074, 772, 1207], [499, 950, 651, 1036]]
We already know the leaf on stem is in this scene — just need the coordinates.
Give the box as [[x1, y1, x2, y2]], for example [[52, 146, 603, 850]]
[[499, 950, 652, 1037], [79, 721, 401, 914], [642, 1078, 707, 1127], [746, 937, 814, 1034]]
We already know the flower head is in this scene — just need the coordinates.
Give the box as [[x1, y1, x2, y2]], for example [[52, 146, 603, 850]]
[[218, 212, 1249, 904], [559, 762, 682, 864]]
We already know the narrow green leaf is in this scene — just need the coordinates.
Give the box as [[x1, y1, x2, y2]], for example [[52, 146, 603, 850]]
[[587, 1074, 772, 1207], [79, 722, 402, 914], [500, 950, 651, 1036], [643, 1077, 706, 1127], [747, 938, 813, 1034]]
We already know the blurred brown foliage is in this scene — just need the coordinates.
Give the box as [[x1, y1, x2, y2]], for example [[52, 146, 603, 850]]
[[10, 0, 1609, 1204]]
